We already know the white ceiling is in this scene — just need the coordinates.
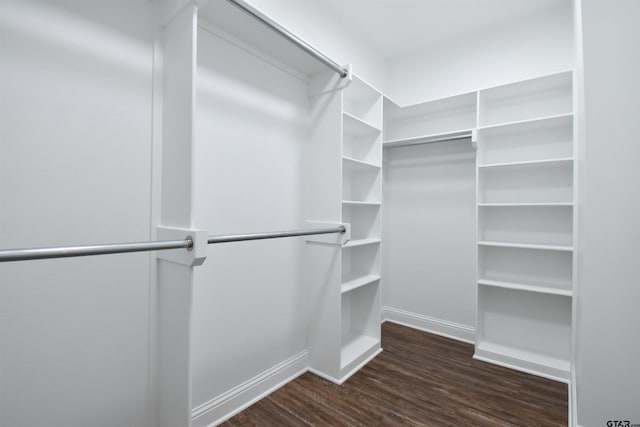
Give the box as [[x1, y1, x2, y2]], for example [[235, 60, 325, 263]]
[[313, 0, 571, 58]]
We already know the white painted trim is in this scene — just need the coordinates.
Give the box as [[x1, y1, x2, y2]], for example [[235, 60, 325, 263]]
[[570, 367, 578, 426], [381, 306, 475, 344], [191, 351, 308, 427], [307, 367, 341, 385]]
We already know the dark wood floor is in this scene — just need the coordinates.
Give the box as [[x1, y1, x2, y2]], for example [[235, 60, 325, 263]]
[[222, 322, 568, 426]]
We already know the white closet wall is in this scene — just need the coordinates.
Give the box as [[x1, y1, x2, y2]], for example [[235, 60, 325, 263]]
[[0, 1, 155, 426], [382, 142, 476, 340], [191, 26, 308, 417], [386, 3, 574, 104], [575, 0, 640, 425]]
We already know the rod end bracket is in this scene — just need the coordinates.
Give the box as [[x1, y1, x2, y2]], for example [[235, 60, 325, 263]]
[[157, 226, 208, 266]]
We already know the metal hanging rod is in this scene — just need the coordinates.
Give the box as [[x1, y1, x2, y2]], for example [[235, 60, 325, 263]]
[[0, 239, 194, 263], [225, 0, 348, 78], [208, 225, 345, 244], [384, 131, 474, 149], [0, 226, 345, 263]]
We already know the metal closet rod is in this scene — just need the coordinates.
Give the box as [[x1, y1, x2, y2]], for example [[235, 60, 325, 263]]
[[0, 226, 346, 263], [225, 0, 348, 78], [208, 225, 345, 244]]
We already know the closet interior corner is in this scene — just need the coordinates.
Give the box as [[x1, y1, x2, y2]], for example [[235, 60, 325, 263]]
[[9, 0, 617, 424]]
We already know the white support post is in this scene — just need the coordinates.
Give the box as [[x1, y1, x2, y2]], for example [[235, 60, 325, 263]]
[[151, 2, 201, 426]]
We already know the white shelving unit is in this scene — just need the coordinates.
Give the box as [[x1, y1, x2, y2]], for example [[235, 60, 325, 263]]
[[306, 73, 382, 384], [338, 76, 383, 380], [475, 70, 575, 382]]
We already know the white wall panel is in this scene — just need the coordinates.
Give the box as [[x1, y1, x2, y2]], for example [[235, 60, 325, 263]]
[[0, 1, 154, 426], [191, 27, 307, 409], [382, 141, 476, 333], [575, 0, 640, 424]]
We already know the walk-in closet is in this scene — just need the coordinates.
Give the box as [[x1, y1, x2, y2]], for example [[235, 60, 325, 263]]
[[2, 1, 639, 426]]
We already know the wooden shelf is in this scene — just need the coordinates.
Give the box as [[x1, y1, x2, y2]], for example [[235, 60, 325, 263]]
[[478, 241, 573, 252], [342, 156, 381, 171], [343, 112, 381, 136], [340, 334, 379, 370], [343, 238, 381, 248], [341, 274, 381, 294], [478, 113, 573, 131], [478, 157, 573, 169], [478, 279, 572, 297]]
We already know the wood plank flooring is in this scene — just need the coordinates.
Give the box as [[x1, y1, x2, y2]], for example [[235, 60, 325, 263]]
[[222, 322, 568, 426]]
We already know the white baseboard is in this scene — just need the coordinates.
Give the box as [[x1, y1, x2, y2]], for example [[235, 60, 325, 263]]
[[191, 351, 308, 427], [382, 306, 475, 344]]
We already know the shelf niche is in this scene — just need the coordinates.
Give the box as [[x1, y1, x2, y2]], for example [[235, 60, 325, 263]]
[[384, 92, 476, 142], [478, 245, 573, 292], [478, 114, 573, 165], [478, 205, 573, 247], [341, 282, 381, 372], [476, 286, 571, 381], [478, 71, 573, 127], [478, 160, 573, 204]]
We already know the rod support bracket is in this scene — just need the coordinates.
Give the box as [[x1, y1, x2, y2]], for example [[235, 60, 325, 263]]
[[157, 226, 208, 266], [471, 128, 478, 150], [305, 222, 350, 245]]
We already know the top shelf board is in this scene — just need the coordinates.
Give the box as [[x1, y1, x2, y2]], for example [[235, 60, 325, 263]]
[[199, 2, 329, 79]]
